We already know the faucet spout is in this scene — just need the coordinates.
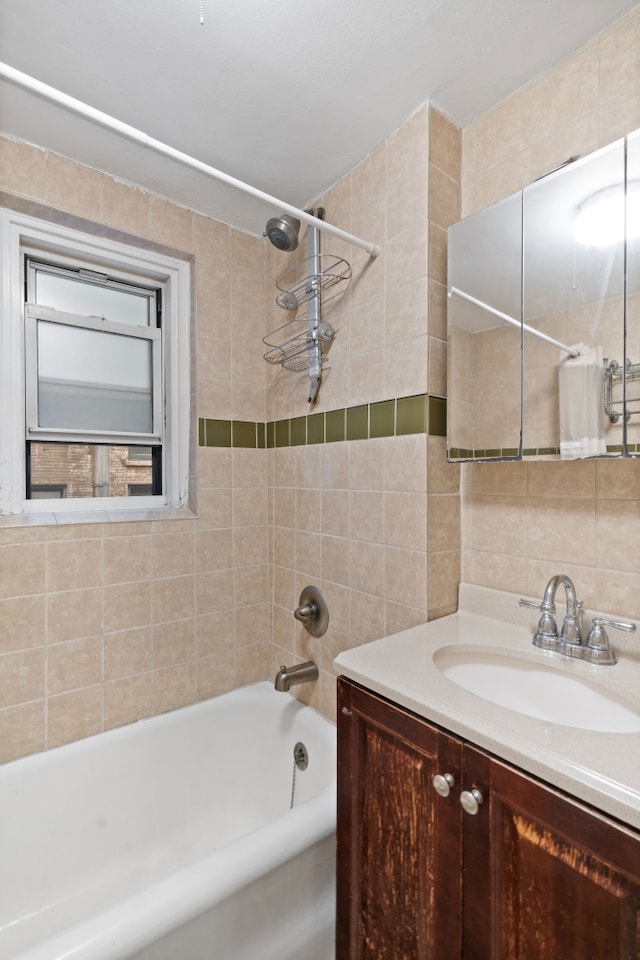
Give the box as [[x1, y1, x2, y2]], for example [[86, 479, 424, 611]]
[[274, 660, 319, 692]]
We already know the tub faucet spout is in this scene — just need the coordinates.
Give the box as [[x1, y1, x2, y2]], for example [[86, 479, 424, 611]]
[[274, 660, 319, 692]]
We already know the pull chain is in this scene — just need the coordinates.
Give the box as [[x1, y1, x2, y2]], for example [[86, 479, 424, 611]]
[[290, 757, 297, 810], [200, 0, 204, 25]]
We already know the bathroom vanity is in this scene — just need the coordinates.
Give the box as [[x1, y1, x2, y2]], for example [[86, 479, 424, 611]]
[[334, 585, 640, 959]]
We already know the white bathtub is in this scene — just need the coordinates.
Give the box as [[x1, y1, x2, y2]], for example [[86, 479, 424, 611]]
[[0, 681, 337, 960]]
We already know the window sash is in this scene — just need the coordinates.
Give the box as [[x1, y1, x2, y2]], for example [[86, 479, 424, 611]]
[[0, 207, 190, 518], [25, 304, 163, 445]]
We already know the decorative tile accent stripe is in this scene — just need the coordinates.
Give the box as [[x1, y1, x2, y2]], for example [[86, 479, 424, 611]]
[[199, 394, 446, 448], [449, 444, 628, 460]]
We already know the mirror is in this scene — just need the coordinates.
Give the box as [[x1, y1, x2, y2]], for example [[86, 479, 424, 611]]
[[448, 132, 636, 462], [447, 192, 522, 459], [627, 129, 640, 455]]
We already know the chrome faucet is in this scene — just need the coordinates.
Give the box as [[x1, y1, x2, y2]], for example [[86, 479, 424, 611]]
[[520, 573, 584, 656], [274, 660, 319, 692], [520, 576, 638, 664]]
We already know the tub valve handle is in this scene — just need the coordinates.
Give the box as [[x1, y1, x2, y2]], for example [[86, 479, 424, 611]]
[[293, 585, 329, 637], [294, 601, 317, 624]]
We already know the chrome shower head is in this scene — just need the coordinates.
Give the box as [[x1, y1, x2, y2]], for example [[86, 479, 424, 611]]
[[264, 215, 300, 252]]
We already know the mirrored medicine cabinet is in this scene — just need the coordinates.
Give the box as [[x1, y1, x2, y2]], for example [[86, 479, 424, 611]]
[[447, 127, 640, 462]]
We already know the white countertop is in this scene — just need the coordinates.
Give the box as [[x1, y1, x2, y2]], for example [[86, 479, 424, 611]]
[[334, 583, 640, 831]]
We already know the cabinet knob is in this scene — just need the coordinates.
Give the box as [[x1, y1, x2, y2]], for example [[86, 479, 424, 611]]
[[460, 788, 484, 815], [432, 773, 455, 797]]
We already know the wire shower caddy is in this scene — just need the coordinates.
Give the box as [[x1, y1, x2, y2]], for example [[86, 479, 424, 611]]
[[263, 253, 351, 373]]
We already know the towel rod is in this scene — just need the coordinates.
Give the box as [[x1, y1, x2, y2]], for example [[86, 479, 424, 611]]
[[448, 286, 580, 358]]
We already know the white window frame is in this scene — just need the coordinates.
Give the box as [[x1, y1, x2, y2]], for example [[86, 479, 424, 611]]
[[0, 208, 191, 519]]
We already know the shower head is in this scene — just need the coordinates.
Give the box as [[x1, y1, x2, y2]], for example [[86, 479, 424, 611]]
[[264, 215, 300, 252]]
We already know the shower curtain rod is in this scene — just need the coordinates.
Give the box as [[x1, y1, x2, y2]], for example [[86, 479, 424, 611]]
[[448, 286, 580, 358], [0, 62, 381, 259]]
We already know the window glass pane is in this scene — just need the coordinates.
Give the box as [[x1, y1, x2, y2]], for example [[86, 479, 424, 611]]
[[28, 443, 157, 498], [35, 270, 152, 326], [37, 320, 153, 433]]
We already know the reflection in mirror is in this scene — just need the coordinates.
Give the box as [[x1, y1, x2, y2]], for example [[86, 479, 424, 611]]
[[627, 130, 640, 455], [447, 192, 522, 460], [522, 139, 625, 459], [447, 130, 640, 463]]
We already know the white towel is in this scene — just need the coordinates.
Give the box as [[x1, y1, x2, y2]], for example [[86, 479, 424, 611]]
[[558, 344, 606, 459]]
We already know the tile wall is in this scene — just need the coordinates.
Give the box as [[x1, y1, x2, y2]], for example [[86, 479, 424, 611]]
[[0, 141, 270, 762], [461, 6, 640, 618], [265, 105, 462, 719]]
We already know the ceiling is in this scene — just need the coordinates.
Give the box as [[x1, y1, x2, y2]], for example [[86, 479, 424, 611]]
[[0, 0, 638, 238]]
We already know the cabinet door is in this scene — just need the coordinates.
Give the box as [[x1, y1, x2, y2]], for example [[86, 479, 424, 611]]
[[463, 747, 640, 960], [336, 678, 463, 960]]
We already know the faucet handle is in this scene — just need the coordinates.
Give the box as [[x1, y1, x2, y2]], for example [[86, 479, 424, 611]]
[[519, 597, 560, 651], [519, 597, 543, 610], [584, 617, 637, 665]]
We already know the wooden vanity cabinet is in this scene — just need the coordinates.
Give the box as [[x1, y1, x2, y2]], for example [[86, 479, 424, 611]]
[[336, 677, 640, 960]]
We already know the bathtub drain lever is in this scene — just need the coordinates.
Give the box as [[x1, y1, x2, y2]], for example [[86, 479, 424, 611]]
[[290, 742, 309, 809]]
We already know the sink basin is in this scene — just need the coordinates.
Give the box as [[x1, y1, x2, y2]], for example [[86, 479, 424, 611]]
[[434, 647, 640, 733]]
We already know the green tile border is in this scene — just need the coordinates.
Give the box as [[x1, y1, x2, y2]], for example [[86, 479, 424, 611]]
[[198, 393, 447, 449]]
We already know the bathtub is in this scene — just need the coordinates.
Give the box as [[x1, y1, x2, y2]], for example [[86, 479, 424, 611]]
[[0, 681, 337, 960]]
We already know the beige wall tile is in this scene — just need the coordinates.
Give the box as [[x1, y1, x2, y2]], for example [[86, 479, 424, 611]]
[[104, 581, 152, 633], [104, 627, 153, 680], [103, 535, 152, 585], [46, 154, 103, 220], [152, 662, 197, 713], [427, 494, 460, 553], [47, 685, 102, 748], [386, 492, 427, 550], [387, 105, 429, 240], [350, 540, 384, 596], [385, 336, 429, 398], [0, 596, 45, 654], [350, 491, 384, 543], [385, 546, 427, 609], [0, 700, 45, 763], [102, 178, 150, 236], [196, 650, 235, 699], [48, 636, 103, 696], [151, 531, 195, 579], [104, 673, 154, 730], [153, 617, 196, 667], [530, 44, 600, 145], [0, 543, 46, 599], [149, 195, 194, 251], [47, 537, 103, 592], [599, 8, 640, 106], [473, 87, 532, 177], [47, 587, 103, 644], [385, 435, 427, 493], [236, 642, 270, 687], [596, 499, 640, 573], [430, 107, 462, 182], [152, 575, 195, 624], [193, 213, 231, 303], [0, 137, 47, 199], [429, 164, 461, 230], [0, 648, 45, 707]]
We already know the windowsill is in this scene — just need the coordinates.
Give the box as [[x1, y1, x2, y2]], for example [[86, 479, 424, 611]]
[[0, 505, 197, 528]]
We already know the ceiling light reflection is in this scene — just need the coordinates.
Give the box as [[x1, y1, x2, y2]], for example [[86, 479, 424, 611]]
[[575, 181, 640, 247]]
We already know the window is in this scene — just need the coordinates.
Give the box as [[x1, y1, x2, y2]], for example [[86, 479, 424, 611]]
[[0, 209, 190, 518]]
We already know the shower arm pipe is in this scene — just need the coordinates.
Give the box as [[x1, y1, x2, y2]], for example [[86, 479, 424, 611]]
[[448, 286, 580, 358], [0, 61, 381, 259]]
